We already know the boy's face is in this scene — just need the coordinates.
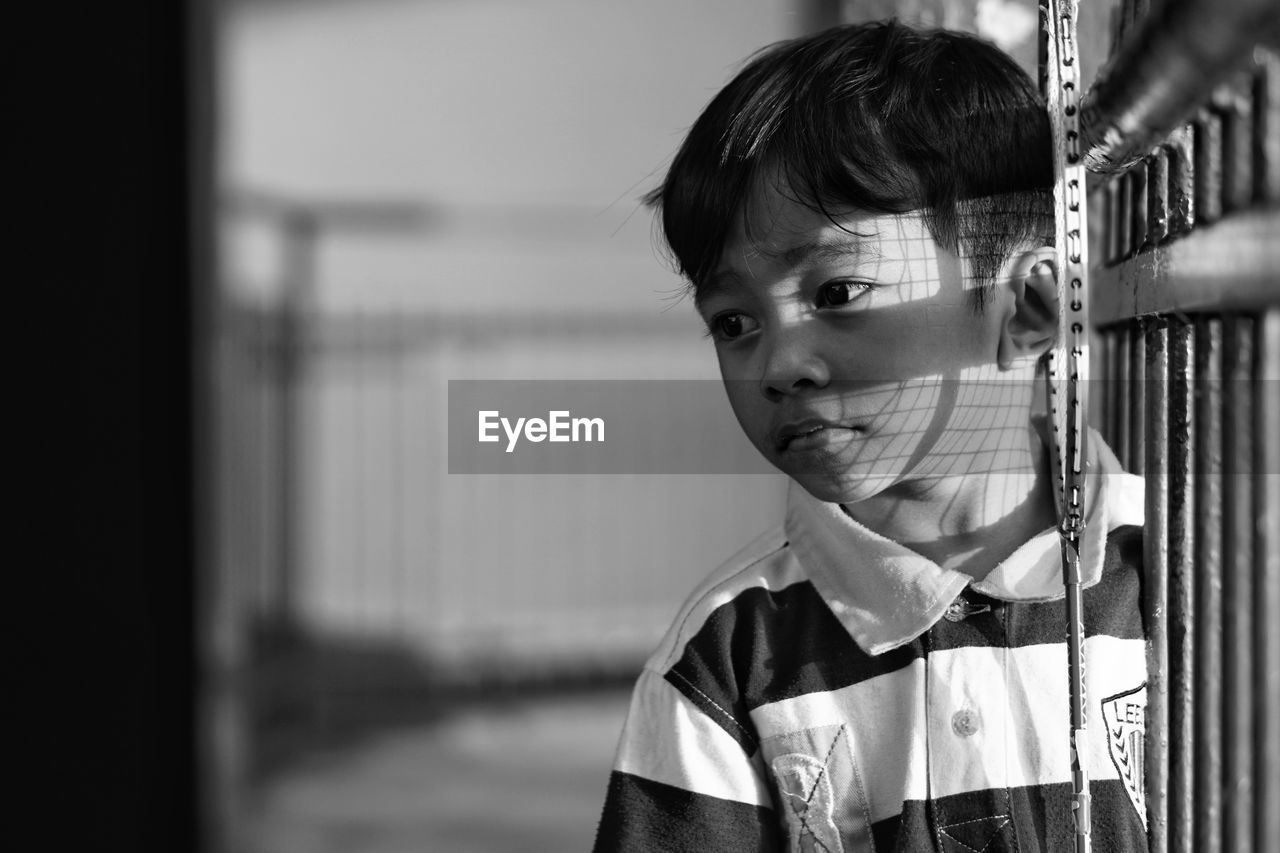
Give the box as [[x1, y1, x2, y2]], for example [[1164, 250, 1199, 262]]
[[699, 182, 1024, 504]]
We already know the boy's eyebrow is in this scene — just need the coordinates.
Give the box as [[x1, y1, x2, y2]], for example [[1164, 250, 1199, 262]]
[[698, 231, 881, 308], [772, 232, 879, 266]]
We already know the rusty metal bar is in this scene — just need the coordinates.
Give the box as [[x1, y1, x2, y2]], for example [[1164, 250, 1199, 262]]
[[1164, 124, 1196, 239], [1128, 319, 1146, 474], [1165, 319, 1196, 853], [1145, 147, 1170, 245], [1193, 317, 1224, 853], [1222, 315, 1255, 853], [1193, 109, 1225, 226], [1143, 317, 1170, 851], [1116, 321, 1133, 470], [1255, 308, 1280, 851], [1117, 173, 1134, 262], [1102, 327, 1120, 449], [1104, 181, 1121, 266], [1130, 162, 1150, 254], [1088, 180, 1108, 271], [1079, 0, 1280, 175]]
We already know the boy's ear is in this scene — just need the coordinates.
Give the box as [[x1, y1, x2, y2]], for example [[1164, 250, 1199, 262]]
[[997, 247, 1059, 370]]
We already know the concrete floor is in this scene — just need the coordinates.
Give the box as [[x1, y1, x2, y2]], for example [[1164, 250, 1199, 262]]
[[246, 689, 631, 853]]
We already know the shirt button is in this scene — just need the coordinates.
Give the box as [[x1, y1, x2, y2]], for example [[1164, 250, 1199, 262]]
[[943, 595, 991, 622], [944, 598, 969, 622], [952, 709, 980, 737]]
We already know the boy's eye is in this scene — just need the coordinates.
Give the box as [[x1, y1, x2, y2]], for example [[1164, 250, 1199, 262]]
[[815, 280, 871, 308], [708, 312, 759, 341]]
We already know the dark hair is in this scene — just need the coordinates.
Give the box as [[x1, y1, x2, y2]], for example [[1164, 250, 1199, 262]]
[[646, 20, 1053, 307]]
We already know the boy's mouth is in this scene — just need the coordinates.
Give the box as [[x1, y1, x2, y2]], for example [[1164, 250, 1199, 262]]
[[774, 419, 862, 451]]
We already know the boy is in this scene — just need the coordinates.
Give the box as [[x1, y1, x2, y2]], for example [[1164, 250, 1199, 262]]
[[593, 21, 1147, 853]]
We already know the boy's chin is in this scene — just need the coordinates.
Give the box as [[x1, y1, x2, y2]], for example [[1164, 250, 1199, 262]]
[[786, 467, 897, 506]]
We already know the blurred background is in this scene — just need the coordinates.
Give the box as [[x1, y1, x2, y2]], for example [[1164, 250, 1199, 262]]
[[207, 1, 1090, 851], [66, 0, 1276, 850]]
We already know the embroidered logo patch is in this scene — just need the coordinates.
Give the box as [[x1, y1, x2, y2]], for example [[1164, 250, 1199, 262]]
[[762, 722, 874, 853], [772, 747, 843, 853], [1100, 682, 1147, 829]]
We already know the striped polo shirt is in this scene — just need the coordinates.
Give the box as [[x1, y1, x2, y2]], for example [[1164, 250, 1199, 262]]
[[594, 438, 1147, 852]]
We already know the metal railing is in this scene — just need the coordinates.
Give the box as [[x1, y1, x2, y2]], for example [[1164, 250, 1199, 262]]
[[1082, 2, 1280, 850], [214, 196, 790, 758]]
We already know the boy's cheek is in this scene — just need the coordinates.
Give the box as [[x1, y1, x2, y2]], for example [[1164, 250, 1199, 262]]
[[714, 351, 754, 384], [714, 346, 792, 385], [863, 307, 997, 380]]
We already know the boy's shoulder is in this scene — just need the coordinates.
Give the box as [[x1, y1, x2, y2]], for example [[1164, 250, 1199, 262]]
[[646, 521, 802, 673], [642, 450, 1145, 676]]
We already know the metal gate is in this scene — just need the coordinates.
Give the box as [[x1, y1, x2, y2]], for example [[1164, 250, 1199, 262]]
[[1080, 0, 1280, 850]]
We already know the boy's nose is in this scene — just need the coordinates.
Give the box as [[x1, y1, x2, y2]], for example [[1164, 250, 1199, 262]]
[[760, 333, 831, 400]]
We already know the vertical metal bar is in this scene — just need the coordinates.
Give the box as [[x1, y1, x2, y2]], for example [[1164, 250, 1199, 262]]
[[392, 308, 407, 638], [278, 212, 318, 635], [353, 306, 368, 632], [1105, 180, 1122, 266], [1128, 318, 1146, 475], [1089, 185, 1109, 275], [1146, 148, 1170, 246], [1130, 161, 1149, 253], [1117, 173, 1134, 261], [1222, 315, 1255, 853], [1218, 77, 1256, 213], [1256, 49, 1280, 204], [1144, 317, 1170, 853], [1088, 329, 1106, 438], [1166, 319, 1196, 853], [1194, 110, 1224, 226], [1111, 326, 1126, 453], [1193, 317, 1224, 853], [253, 311, 272, 612], [1253, 308, 1280, 852], [1117, 322, 1133, 470], [1165, 124, 1196, 239], [1103, 327, 1120, 450]]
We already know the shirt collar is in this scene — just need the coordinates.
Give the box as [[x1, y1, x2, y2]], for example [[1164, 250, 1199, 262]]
[[784, 430, 1143, 656]]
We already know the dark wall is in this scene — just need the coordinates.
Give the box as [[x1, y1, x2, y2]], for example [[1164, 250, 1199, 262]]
[[62, 1, 206, 849]]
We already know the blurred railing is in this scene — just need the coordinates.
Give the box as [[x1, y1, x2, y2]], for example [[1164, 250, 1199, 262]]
[[1080, 1, 1280, 851], [214, 193, 787, 760]]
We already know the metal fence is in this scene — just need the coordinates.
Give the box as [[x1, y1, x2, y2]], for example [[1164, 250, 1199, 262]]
[[1084, 1, 1280, 848], [213, 199, 789, 749]]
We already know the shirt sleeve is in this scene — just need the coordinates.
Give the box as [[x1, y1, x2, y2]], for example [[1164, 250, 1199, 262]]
[[592, 667, 781, 852]]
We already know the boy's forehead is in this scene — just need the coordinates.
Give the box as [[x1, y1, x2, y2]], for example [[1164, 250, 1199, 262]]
[[699, 183, 975, 308], [720, 188, 933, 268]]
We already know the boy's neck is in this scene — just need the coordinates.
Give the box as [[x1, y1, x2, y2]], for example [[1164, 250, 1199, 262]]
[[841, 422, 1057, 581]]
